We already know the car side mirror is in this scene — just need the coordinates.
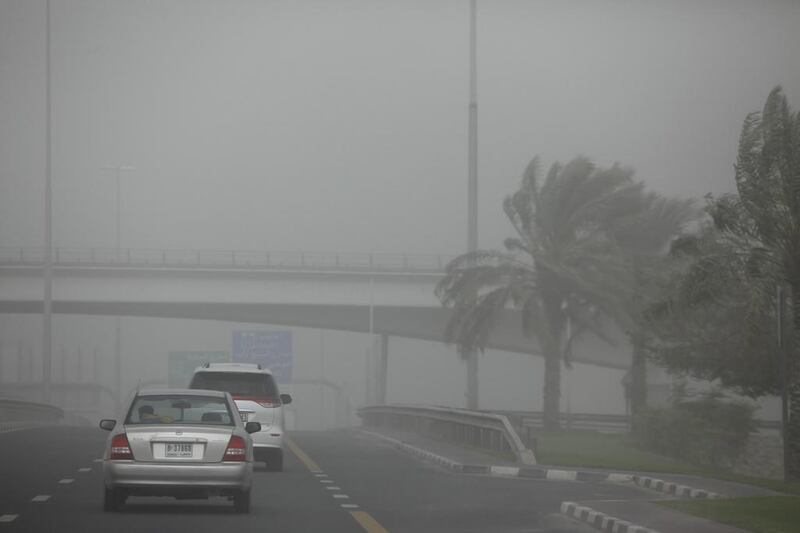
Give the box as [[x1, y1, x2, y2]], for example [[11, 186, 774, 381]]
[[280, 394, 292, 405], [99, 419, 117, 431], [245, 421, 261, 434]]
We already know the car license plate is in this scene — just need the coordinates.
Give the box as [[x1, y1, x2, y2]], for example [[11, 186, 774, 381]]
[[239, 412, 249, 423], [165, 443, 193, 457]]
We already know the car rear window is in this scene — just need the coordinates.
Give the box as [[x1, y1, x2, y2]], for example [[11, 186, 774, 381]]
[[190, 372, 279, 397], [125, 395, 234, 426]]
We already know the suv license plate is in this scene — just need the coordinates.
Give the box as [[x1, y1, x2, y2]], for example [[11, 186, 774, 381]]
[[165, 443, 193, 457]]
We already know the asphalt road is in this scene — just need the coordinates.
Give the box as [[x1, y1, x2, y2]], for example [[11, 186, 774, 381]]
[[0, 426, 652, 532]]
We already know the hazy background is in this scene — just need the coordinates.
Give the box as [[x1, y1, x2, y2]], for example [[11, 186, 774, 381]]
[[1, 0, 798, 425]]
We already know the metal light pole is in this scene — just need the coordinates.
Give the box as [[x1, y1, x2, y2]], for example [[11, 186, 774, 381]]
[[465, 0, 479, 410], [366, 276, 375, 404], [42, 0, 53, 404], [102, 165, 135, 413]]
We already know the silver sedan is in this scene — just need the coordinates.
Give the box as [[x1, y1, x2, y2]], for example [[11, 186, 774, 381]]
[[99, 389, 261, 513]]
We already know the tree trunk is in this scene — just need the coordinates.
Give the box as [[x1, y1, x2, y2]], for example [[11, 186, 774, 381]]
[[540, 291, 564, 431], [466, 349, 479, 410], [542, 343, 561, 431], [786, 284, 800, 480], [788, 362, 800, 481], [630, 333, 648, 430]]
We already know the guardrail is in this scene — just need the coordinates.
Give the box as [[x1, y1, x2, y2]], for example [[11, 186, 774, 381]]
[[0, 247, 454, 274], [358, 404, 537, 465], [0, 397, 64, 423]]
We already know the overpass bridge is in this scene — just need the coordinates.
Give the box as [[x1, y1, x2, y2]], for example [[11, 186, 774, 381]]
[[0, 246, 633, 403]]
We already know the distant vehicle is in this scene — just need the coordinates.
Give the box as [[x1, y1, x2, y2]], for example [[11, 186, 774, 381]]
[[189, 363, 292, 471], [99, 389, 261, 513]]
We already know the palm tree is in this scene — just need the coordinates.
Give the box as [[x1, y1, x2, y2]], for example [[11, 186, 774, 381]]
[[649, 86, 800, 479], [436, 156, 693, 429]]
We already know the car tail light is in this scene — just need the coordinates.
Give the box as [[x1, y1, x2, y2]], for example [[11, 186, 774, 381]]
[[224, 435, 247, 462], [233, 396, 281, 408], [110, 433, 133, 460]]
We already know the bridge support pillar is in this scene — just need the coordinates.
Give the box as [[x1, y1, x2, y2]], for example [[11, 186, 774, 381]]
[[376, 334, 389, 404]]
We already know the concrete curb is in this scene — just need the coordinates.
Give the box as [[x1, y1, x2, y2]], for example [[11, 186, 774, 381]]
[[632, 475, 722, 499], [560, 501, 660, 533]]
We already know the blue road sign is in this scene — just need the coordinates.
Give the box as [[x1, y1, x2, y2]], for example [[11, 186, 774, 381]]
[[232, 331, 292, 384]]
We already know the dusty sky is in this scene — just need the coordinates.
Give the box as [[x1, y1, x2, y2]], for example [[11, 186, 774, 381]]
[[2, 0, 799, 255], [1, 0, 798, 421]]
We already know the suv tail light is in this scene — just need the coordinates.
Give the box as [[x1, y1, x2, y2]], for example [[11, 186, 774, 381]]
[[110, 433, 133, 460], [224, 435, 247, 462], [233, 396, 281, 408]]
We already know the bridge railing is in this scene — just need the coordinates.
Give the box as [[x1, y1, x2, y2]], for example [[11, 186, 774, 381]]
[[357, 404, 537, 465], [488, 410, 782, 444], [0, 247, 454, 273]]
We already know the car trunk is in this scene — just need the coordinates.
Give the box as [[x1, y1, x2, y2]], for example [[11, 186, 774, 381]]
[[124, 425, 234, 463]]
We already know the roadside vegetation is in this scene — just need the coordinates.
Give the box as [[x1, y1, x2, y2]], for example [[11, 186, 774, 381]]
[[536, 430, 800, 496], [659, 496, 800, 533], [437, 85, 800, 483]]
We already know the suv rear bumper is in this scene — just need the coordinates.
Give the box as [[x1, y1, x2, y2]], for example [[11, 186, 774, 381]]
[[251, 429, 283, 449]]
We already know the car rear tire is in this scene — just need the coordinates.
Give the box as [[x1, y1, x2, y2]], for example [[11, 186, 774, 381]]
[[103, 488, 126, 512], [266, 449, 283, 472], [233, 490, 251, 513]]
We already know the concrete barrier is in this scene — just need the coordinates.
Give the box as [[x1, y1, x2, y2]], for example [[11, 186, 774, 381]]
[[0, 397, 64, 424]]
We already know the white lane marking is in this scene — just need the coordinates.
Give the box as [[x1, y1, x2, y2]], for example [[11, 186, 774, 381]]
[[93, 459, 103, 463], [325, 486, 341, 490], [314, 473, 327, 477], [78, 468, 91, 473], [58, 478, 74, 484], [320, 479, 334, 483], [340, 504, 359, 509], [31, 495, 51, 502], [0, 515, 18, 523], [333, 494, 349, 499]]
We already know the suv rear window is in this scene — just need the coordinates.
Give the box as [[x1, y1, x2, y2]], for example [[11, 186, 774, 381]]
[[190, 371, 279, 397]]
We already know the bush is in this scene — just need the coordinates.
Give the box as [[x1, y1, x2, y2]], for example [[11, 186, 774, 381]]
[[632, 389, 756, 469]]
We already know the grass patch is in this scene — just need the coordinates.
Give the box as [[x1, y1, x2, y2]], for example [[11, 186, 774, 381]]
[[659, 496, 800, 533], [533, 431, 800, 495], [535, 430, 710, 474]]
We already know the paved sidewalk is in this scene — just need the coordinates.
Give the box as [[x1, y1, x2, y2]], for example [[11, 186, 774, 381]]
[[359, 425, 520, 467]]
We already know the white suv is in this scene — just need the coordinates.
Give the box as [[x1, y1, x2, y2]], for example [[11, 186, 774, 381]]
[[189, 363, 291, 471]]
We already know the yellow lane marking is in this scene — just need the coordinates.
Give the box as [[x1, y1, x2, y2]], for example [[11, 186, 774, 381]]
[[285, 436, 322, 473], [286, 436, 392, 532], [350, 511, 390, 533]]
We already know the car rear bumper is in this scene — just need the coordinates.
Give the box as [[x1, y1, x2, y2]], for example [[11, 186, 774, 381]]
[[251, 430, 283, 449], [104, 461, 252, 492]]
